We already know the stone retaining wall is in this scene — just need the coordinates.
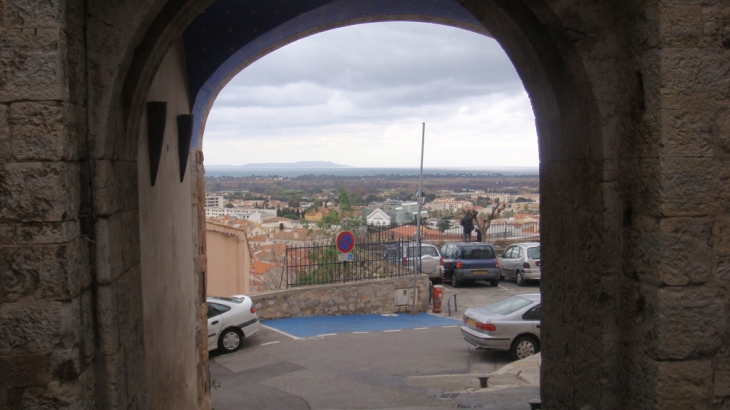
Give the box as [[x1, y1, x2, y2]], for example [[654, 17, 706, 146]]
[[250, 275, 430, 320]]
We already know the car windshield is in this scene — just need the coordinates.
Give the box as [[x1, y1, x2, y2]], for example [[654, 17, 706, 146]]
[[209, 296, 243, 304], [527, 247, 540, 259], [408, 247, 438, 257], [483, 296, 534, 315], [461, 245, 495, 259]]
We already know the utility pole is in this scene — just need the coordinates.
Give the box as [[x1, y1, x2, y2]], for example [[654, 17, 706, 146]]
[[412, 123, 425, 315]]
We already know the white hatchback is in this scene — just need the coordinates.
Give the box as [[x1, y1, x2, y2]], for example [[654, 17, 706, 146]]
[[207, 295, 260, 353]]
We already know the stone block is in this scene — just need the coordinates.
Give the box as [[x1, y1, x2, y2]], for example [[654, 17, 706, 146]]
[[660, 158, 728, 217], [655, 359, 713, 408], [0, 300, 61, 355], [0, 354, 51, 388], [714, 216, 730, 257], [661, 108, 713, 159], [0, 246, 38, 302], [123, 331, 146, 407], [0, 104, 8, 162], [122, 210, 140, 271], [13, 221, 80, 245], [635, 217, 713, 286], [0, 239, 89, 302], [0, 233, 90, 312], [91, 160, 119, 216], [94, 215, 125, 285], [8, 102, 82, 162], [659, 3, 703, 47], [714, 369, 730, 397], [0, 162, 80, 222], [2, 0, 65, 28], [115, 266, 143, 345], [661, 49, 730, 101], [0, 28, 67, 102], [80, 289, 95, 367], [641, 284, 725, 360], [95, 351, 128, 410], [95, 284, 120, 355], [58, 295, 81, 350], [92, 160, 139, 216]]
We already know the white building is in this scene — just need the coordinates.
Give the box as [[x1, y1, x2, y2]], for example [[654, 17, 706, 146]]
[[205, 193, 225, 208], [366, 209, 391, 226], [204, 207, 277, 222]]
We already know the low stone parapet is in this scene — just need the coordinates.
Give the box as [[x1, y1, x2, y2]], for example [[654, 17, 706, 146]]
[[250, 274, 430, 319]]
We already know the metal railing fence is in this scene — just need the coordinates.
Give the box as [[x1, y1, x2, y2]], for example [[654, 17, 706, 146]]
[[285, 236, 413, 288]]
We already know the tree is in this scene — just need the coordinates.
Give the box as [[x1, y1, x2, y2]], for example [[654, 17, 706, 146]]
[[279, 223, 285, 230], [337, 187, 353, 211], [437, 217, 452, 232], [474, 203, 507, 243]]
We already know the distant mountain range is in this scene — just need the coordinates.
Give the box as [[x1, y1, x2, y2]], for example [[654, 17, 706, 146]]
[[207, 161, 352, 169]]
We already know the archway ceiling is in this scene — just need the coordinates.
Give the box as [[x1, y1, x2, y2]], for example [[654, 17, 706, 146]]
[[182, 0, 486, 144]]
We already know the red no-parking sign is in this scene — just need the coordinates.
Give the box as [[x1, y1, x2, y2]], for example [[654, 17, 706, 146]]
[[335, 231, 356, 253]]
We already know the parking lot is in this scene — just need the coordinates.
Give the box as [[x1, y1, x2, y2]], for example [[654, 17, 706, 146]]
[[209, 278, 541, 409]]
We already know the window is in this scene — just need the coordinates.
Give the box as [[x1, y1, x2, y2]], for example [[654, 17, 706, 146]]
[[461, 245, 495, 259], [483, 296, 533, 315], [516, 247, 523, 258], [527, 246, 540, 259], [522, 304, 541, 321], [408, 246, 438, 257], [207, 302, 231, 319], [503, 246, 515, 258]]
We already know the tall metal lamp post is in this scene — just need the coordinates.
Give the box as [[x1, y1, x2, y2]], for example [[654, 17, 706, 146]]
[[412, 123, 425, 315]]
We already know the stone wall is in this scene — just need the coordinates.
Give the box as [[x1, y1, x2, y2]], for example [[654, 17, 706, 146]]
[[250, 275, 431, 320], [2, 1, 730, 409]]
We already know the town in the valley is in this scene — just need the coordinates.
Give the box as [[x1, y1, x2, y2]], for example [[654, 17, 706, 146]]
[[204, 172, 540, 294]]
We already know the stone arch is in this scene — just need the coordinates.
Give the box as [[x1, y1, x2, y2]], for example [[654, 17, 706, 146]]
[[90, 0, 651, 409]]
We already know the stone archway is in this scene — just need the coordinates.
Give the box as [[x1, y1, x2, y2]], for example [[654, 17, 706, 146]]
[[120, 1, 607, 408], [3, 1, 730, 409]]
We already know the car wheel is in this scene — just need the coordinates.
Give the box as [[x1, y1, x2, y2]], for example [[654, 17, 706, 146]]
[[451, 274, 461, 288], [510, 336, 539, 360], [218, 328, 243, 353], [489, 279, 499, 287], [516, 272, 526, 287]]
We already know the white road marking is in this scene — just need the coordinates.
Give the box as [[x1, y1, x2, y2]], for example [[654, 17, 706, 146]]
[[352, 331, 370, 334], [413, 327, 430, 330], [498, 285, 513, 291], [381, 314, 398, 317], [261, 325, 300, 340], [383, 330, 401, 333], [260, 341, 280, 346], [317, 333, 337, 337], [442, 325, 458, 328]]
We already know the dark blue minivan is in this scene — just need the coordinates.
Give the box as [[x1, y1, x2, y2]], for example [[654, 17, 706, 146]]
[[440, 242, 500, 287]]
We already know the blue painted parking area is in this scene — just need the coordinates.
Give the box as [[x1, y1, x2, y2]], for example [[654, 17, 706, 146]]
[[262, 313, 460, 338]]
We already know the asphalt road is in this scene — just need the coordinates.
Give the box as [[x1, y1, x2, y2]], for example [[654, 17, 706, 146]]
[[209, 278, 541, 409]]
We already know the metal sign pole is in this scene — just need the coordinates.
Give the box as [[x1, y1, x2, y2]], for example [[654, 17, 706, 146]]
[[412, 123, 425, 315]]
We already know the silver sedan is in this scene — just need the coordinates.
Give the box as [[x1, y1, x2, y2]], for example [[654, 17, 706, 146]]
[[460, 294, 541, 360]]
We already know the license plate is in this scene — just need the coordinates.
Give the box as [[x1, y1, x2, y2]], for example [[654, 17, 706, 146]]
[[467, 318, 476, 327], [473, 270, 486, 275]]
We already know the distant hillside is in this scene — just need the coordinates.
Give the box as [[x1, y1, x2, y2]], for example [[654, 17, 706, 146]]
[[208, 161, 352, 169]]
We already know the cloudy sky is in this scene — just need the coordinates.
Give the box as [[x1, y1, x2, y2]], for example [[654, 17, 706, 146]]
[[203, 22, 538, 168]]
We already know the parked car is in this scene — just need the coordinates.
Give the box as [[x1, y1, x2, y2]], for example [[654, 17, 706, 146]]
[[207, 295, 260, 353], [497, 242, 541, 286], [440, 242, 500, 287], [383, 242, 443, 282], [461, 294, 541, 360]]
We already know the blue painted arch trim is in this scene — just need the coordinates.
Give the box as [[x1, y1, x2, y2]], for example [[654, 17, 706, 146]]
[[187, 0, 489, 149]]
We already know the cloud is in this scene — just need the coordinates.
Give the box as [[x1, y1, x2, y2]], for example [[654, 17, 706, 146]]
[[203, 21, 538, 168]]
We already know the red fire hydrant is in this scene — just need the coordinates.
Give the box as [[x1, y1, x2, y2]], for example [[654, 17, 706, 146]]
[[432, 285, 444, 313]]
